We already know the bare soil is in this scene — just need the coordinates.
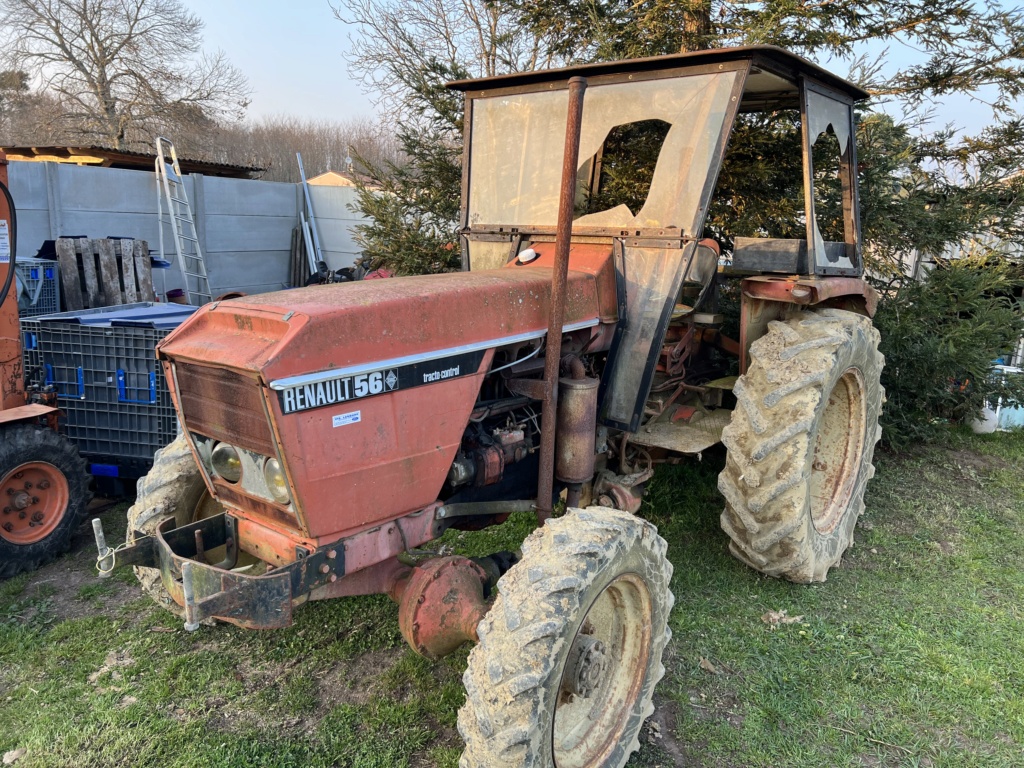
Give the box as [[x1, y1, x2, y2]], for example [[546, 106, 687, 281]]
[[17, 512, 139, 623]]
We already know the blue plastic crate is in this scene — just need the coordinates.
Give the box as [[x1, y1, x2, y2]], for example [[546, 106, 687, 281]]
[[19, 317, 45, 388], [35, 302, 198, 471], [16, 257, 60, 317]]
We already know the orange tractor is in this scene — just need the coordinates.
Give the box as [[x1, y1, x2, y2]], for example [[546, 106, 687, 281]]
[[96, 46, 883, 766], [0, 152, 89, 578]]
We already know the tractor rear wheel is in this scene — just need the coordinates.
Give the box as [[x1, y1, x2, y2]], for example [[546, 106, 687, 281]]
[[719, 308, 883, 583], [126, 434, 241, 616], [0, 424, 89, 579], [458, 506, 673, 768]]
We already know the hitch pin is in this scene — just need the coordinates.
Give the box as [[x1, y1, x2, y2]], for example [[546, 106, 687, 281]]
[[181, 561, 201, 632], [194, 529, 206, 563], [92, 518, 114, 577]]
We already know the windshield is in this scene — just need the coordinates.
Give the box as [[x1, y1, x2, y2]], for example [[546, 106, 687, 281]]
[[467, 69, 741, 237]]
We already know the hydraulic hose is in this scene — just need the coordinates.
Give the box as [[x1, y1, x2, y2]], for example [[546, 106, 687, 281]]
[[0, 178, 18, 308]]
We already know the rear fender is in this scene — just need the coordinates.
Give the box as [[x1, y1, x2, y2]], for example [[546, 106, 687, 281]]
[[739, 276, 877, 374], [0, 403, 60, 431]]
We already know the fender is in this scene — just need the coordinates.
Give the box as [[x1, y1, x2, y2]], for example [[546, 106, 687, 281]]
[[739, 275, 879, 374], [0, 402, 60, 431]]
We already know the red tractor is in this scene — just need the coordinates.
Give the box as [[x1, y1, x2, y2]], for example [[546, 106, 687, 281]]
[[96, 46, 883, 766], [0, 151, 89, 579]]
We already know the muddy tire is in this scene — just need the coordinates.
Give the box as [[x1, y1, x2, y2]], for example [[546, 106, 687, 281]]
[[127, 434, 224, 616], [0, 424, 90, 579], [719, 308, 883, 583], [458, 506, 674, 768]]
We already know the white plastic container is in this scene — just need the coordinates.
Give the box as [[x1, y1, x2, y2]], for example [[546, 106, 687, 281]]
[[971, 365, 1024, 433]]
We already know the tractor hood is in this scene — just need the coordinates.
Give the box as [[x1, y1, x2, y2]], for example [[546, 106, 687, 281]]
[[158, 260, 607, 383], [156, 248, 615, 541]]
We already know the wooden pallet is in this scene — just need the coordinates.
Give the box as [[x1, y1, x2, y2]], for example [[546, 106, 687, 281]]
[[55, 238, 156, 311]]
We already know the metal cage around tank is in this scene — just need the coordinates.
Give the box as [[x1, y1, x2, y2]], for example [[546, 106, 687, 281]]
[[32, 302, 197, 478], [15, 257, 60, 317]]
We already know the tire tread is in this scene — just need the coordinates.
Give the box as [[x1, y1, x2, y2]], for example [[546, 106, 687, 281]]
[[718, 309, 884, 583], [458, 507, 673, 768]]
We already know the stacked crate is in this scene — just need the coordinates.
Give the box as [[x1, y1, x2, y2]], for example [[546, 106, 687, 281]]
[[34, 303, 197, 479], [17, 258, 59, 389], [15, 257, 60, 317], [20, 317, 44, 389]]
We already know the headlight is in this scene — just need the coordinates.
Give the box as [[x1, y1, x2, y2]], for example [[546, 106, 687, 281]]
[[263, 458, 291, 504], [211, 442, 242, 483]]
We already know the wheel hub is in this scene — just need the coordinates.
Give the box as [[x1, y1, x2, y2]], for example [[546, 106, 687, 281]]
[[0, 462, 69, 545], [566, 634, 609, 699], [553, 573, 654, 768], [809, 367, 867, 535]]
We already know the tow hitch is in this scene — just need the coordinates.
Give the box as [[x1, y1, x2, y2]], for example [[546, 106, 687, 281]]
[[93, 513, 345, 630]]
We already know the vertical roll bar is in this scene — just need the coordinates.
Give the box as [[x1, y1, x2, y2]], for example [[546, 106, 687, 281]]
[[536, 76, 588, 521]]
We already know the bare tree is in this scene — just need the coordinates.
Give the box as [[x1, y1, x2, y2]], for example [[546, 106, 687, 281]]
[[210, 114, 404, 181], [0, 69, 66, 144], [0, 0, 251, 150], [332, 0, 563, 113]]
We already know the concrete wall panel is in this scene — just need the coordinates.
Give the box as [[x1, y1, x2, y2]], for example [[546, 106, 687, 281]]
[[205, 250, 291, 293], [204, 214, 296, 252], [5, 161, 375, 300], [8, 161, 48, 211], [202, 175, 297, 216]]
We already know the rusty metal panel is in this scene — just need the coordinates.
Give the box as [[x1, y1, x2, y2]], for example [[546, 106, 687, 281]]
[[159, 264, 608, 543], [555, 376, 599, 483], [215, 482, 300, 534], [509, 242, 618, 323], [741, 275, 877, 315], [629, 409, 731, 454], [0, 154, 25, 411], [232, 513, 314, 566], [158, 302, 291, 372], [160, 269, 602, 385], [173, 361, 275, 455], [0, 402, 57, 426]]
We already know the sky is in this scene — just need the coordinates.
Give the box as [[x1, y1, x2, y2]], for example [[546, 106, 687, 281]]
[[187, 1, 1013, 138], [183, 0, 376, 123]]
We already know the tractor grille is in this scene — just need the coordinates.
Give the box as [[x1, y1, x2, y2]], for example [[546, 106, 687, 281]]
[[173, 361, 276, 456]]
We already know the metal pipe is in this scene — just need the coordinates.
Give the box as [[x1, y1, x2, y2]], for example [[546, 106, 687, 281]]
[[536, 76, 587, 522], [563, 354, 587, 380], [92, 518, 114, 577], [296, 152, 325, 269], [566, 484, 582, 508]]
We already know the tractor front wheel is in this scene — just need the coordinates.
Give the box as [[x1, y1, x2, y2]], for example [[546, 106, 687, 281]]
[[126, 434, 238, 616], [719, 308, 884, 583], [458, 506, 673, 768], [0, 424, 89, 579]]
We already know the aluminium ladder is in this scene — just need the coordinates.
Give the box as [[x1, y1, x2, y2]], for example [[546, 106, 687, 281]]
[[155, 137, 211, 305]]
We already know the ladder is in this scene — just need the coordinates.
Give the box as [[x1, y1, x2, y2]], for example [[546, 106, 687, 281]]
[[155, 137, 211, 305]]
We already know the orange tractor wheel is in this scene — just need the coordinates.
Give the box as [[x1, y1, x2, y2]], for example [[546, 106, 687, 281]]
[[0, 424, 89, 578]]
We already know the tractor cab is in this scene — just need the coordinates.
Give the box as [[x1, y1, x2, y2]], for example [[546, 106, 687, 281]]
[[450, 45, 870, 432]]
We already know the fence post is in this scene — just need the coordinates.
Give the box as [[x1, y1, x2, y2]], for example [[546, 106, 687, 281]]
[[45, 162, 64, 240]]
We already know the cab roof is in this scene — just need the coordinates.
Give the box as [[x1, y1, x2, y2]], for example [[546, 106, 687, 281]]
[[447, 45, 869, 105]]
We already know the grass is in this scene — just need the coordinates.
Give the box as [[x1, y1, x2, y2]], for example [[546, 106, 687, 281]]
[[0, 428, 1022, 766], [639, 428, 1024, 767]]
